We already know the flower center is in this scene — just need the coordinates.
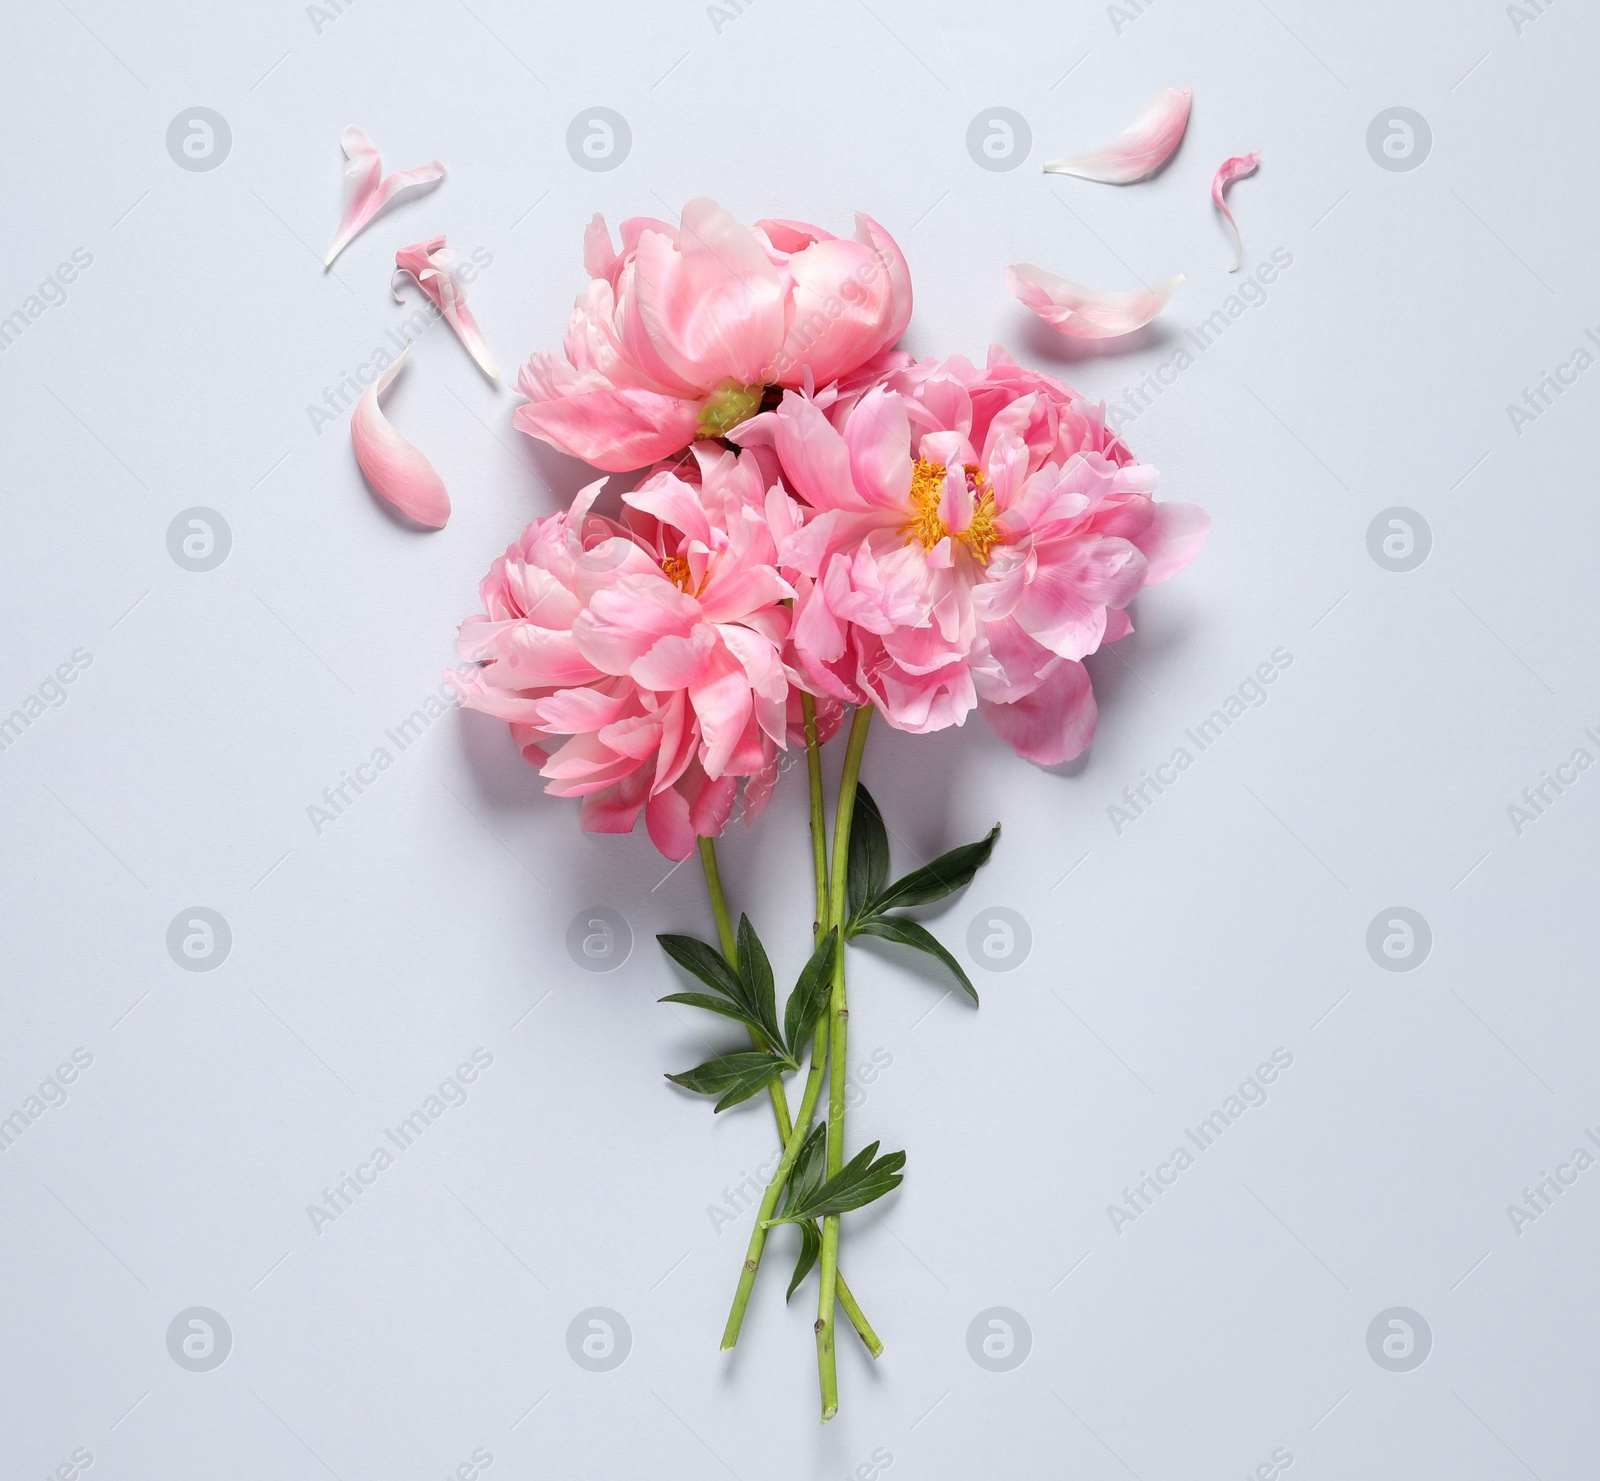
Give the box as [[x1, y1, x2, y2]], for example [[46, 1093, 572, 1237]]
[[660, 555, 698, 593], [695, 381, 765, 440], [902, 460, 1002, 564]]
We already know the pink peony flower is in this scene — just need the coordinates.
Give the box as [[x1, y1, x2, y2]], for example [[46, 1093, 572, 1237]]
[[451, 444, 802, 858], [736, 348, 1209, 764], [513, 198, 912, 472]]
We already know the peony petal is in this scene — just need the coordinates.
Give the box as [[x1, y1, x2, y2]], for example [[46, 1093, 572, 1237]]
[[1043, 87, 1191, 184], [350, 347, 450, 528], [634, 198, 786, 386], [1211, 152, 1261, 272], [394, 237, 499, 378], [325, 125, 445, 268], [978, 659, 1097, 766], [1005, 264, 1184, 340]]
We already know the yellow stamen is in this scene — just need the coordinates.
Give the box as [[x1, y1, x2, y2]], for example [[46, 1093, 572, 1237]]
[[661, 555, 698, 593], [901, 459, 1002, 564], [962, 463, 1002, 564]]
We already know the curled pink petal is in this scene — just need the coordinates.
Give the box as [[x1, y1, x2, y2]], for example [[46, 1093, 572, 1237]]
[[1043, 87, 1192, 184], [350, 347, 450, 528], [324, 125, 445, 268], [1211, 152, 1261, 272], [394, 236, 499, 379], [1005, 264, 1184, 339]]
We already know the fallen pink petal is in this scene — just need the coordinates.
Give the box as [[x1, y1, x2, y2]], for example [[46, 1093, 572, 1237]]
[[350, 348, 450, 528], [394, 237, 499, 379], [1212, 152, 1261, 272], [1043, 86, 1192, 184], [324, 125, 445, 268], [1005, 263, 1185, 338]]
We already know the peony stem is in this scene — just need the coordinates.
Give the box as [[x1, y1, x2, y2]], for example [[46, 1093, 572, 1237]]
[[699, 837, 790, 1141], [816, 703, 873, 1422], [702, 812, 880, 1356]]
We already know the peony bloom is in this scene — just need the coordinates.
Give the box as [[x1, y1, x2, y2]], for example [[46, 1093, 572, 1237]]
[[514, 198, 912, 472], [736, 348, 1208, 765], [451, 444, 802, 858]]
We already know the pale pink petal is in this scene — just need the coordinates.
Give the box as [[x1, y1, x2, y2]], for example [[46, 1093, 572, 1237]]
[[978, 660, 1097, 766], [1042, 87, 1191, 185], [1211, 152, 1261, 272], [324, 125, 445, 267], [1135, 500, 1210, 584], [1005, 264, 1184, 340], [350, 348, 449, 528], [512, 357, 701, 471], [394, 237, 499, 378], [646, 786, 696, 860], [634, 198, 786, 386]]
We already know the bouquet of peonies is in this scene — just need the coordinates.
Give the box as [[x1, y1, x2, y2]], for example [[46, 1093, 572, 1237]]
[[450, 198, 1208, 1420]]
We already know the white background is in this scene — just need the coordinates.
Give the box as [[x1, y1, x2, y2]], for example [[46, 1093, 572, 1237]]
[[2, 0, 1597, 1476]]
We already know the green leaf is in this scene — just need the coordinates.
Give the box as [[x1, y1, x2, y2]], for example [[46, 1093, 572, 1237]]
[[782, 930, 838, 1057], [870, 824, 1000, 914], [769, 1139, 906, 1225], [846, 784, 889, 924], [657, 991, 762, 1031], [657, 933, 747, 1008], [665, 1051, 781, 1113], [735, 914, 781, 1046], [786, 1219, 822, 1301], [783, 1122, 829, 1212], [851, 915, 980, 1004]]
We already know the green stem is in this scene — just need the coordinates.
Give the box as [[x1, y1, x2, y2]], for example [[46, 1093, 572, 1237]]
[[703, 813, 880, 1356], [816, 704, 873, 1422], [699, 837, 790, 1140]]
